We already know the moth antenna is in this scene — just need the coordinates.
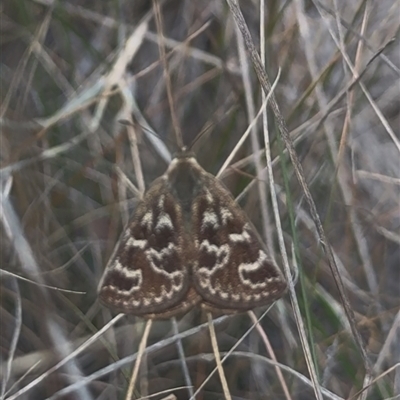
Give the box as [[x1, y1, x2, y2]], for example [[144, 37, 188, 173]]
[[118, 119, 174, 165], [187, 124, 214, 152], [188, 104, 239, 152]]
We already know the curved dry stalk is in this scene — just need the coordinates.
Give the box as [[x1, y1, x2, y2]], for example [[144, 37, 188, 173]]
[[125, 319, 153, 400], [207, 312, 232, 400]]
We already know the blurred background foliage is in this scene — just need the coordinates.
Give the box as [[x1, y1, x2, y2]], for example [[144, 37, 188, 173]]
[[1, 0, 399, 399]]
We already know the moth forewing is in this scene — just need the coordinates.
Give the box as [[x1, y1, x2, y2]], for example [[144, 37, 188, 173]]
[[190, 159, 287, 311], [98, 176, 199, 318]]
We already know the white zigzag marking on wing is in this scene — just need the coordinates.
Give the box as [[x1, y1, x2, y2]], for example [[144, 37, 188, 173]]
[[154, 194, 174, 231], [238, 250, 278, 289], [158, 194, 165, 208], [111, 260, 143, 282], [220, 207, 233, 225], [231, 293, 240, 301], [141, 211, 153, 229], [145, 243, 184, 296], [197, 241, 230, 295], [229, 229, 250, 242], [198, 241, 230, 274], [205, 189, 214, 205], [146, 242, 175, 261], [153, 285, 182, 303], [106, 260, 142, 299], [107, 256, 183, 306], [126, 237, 147, 249], [112, 260, 143, 283], [201, 210, 219, 231], [155, 213, 173, 230]]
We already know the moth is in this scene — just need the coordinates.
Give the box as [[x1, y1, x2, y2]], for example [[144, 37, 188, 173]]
[[98, 148, 287, 319]]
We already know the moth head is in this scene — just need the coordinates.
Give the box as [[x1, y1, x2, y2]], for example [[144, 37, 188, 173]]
[[172, 146, 196, 160]]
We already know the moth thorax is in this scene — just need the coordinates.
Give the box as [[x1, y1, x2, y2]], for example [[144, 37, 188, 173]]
[[168, 160, 201, 214]]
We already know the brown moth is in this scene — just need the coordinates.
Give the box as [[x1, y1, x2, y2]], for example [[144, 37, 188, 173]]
[[98, 149, 286, 319]]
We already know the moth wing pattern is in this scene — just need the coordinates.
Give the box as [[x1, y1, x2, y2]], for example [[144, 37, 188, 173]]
[[98, 176, 197, 318], [191, 169, 287, 311]]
